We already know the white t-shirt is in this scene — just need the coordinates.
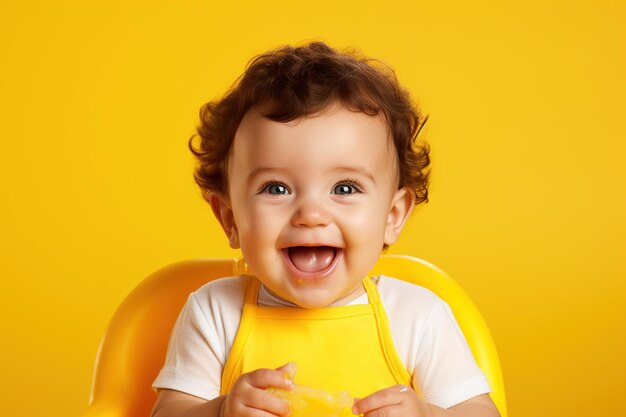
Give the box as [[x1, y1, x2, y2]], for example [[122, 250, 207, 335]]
[[152, 275, 490, 409]]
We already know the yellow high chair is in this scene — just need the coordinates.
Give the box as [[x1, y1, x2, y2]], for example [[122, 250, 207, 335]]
[[82, 255, 507, 417]]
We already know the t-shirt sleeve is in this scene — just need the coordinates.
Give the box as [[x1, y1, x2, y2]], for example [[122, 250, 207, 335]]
[[413, 299, 491, 408], [151, 277, 245, 400]]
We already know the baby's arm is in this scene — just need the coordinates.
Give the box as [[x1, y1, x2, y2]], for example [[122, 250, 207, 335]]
[[353, 386, 500, 417], [151, 363, 294, 417], [151, 389, 224, 417]]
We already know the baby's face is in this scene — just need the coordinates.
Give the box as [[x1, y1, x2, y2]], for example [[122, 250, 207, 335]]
[[214, 105, 413, 308]]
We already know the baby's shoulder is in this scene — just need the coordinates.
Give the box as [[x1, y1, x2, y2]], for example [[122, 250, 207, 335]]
[[376, 275, 446, 318], [189, 275, 249, 312]]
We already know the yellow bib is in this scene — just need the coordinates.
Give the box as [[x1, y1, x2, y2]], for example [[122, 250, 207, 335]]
[[220, 276, 412, 403]]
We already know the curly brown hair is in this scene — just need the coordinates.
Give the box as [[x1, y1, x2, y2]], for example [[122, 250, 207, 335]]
[[190, 41, 430, 205]]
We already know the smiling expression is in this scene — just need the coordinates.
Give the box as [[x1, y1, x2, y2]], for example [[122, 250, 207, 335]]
[[211, 104, 413, 308]]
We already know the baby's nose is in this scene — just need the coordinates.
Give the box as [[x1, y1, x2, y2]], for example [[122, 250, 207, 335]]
[[291, 199, 330, 227]]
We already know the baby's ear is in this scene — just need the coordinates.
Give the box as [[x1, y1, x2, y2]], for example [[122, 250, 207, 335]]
[[384, 188, 414, 246], [209, 193, 240, 249]]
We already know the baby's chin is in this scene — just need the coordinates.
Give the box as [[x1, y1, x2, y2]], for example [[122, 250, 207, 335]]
[[279, 285, 366, 309], [272, 288, 335, 309], [259, 283, 334, 309]]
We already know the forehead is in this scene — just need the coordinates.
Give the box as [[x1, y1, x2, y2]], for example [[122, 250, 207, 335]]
[[230, 105, 396, 172]]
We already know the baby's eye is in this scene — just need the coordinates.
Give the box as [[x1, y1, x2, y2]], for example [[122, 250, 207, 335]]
[[262, 183, 290, 195], [333, 183, 361, 195]]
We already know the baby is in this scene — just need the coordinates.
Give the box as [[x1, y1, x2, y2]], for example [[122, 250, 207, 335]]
[[151, 42, 500, 417]]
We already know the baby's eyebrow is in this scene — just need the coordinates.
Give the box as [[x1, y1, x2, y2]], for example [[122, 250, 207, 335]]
[[333, 166, 376, 184], [246, 166, 376, 184], [247, 166, 288, 182]]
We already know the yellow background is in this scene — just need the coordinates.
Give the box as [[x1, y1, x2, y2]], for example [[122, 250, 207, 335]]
[[1, 1, 624, 416]]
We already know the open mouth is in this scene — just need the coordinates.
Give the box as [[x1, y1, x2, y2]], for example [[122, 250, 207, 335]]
[[281, 246, 343, 279]]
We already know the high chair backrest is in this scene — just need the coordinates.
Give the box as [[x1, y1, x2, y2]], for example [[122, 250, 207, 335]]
[[82, 255, 507, 417]]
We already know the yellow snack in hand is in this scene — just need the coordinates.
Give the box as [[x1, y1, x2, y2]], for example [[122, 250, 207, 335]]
[[267, 384, 353, 417]]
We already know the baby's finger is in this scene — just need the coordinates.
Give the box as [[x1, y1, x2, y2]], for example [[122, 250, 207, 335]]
[[228, 403, 288, 417], [245, 367, 294, 390], [360, 404, 405, 417], [352, 385, 412, 415], [242, 388, 291, 417], [275, 361, 297, 381]]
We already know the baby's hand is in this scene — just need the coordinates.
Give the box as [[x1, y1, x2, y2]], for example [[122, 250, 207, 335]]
[[352, 384, 431, 417], [221, 363, 295, 417]]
